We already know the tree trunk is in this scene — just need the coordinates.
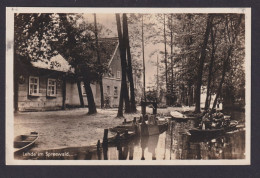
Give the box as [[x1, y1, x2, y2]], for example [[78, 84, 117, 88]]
[[205, 26, 216, 110], [157, 55, 159, 99], [208, 93, 212, 108], [94, 13, 104, 108], [212, 15, 242, 110], [164, 14, 168, 105], [141, 14, 146, 115], [170, 14, 174, 104], [84, 80, 97, 114], [116, 14, 131, 116], [117, 83, 124, 117], [123, 14, 136, 113], [77, 80, 85, 107], [212, 49, 231, 110], [188, 83, 192, 107], [194, 15, 213, 113]]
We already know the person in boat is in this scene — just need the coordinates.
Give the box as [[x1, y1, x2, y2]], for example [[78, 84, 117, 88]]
[[212, 109, 225, 128], [201, 109, 213, 130]]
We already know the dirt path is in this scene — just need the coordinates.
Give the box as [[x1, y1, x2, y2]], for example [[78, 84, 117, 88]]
[[14, 106, 193, 150]]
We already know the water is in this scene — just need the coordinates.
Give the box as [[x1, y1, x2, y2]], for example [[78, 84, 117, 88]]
[[17, 111, 245, 160], [90, 111, 245, 160], [91, 122, 245, 160]]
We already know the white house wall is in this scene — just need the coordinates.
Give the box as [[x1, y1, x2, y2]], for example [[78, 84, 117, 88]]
[[65, 81, 96, 107]]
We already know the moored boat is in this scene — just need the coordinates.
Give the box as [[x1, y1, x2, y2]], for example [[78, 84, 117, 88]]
[[170, 111, 186, 119], [170, 111, 191, 122], [14, 132, 38, 155], [138, 115, 169, 136], [189, 120, 238, 138]]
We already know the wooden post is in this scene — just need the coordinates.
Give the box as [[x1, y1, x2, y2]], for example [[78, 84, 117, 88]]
[[133, 117, 136, 124], [103, 147, 108, 160], [117, 145, 123, 160], [124, 129, 129, 138], [129, 144, 134, 160], [134, 124, 138, 134], [141, 148, 145, 160], [97, 140, 101, 160], [141, 101, 146, 118], [102, 129, 108, 147], [102, 130, 108, 160], [97, 140, 100, 151], [152, 102, 157, 115], [116, 131, 120, 141], [139, 116, 143, 123]]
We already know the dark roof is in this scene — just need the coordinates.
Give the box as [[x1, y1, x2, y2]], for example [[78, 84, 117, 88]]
[[98, 37, 119, 65]]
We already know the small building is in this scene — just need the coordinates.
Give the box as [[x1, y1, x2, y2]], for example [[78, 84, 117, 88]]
[[14, 38, 122, 111]]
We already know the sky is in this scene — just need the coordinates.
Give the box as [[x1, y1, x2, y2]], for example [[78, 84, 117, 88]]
[[82, 13, 171, 89]]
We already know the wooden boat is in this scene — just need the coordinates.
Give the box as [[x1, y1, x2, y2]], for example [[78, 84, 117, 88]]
[[188, 120, 238, 137], [170, 111, 190, 122], [156, 117, 170, 124], [158, 122, 169, 133], [138, 118, 169, 136], [107, 131, 137, 145], [14, 132, 38, 155], [109, 125, 136, 133]]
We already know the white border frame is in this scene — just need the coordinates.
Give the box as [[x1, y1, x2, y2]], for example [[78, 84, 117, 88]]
[[6, 7, 251, 165]]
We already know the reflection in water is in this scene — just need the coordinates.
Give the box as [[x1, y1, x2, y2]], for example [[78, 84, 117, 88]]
[[90, 126, 245, 160], [25, 111, 245, 160], [88, 111, 245, 160]]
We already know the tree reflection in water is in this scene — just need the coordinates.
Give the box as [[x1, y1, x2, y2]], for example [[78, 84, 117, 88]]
[[88, 111, 245, 160], [20, 112, 245, 160]]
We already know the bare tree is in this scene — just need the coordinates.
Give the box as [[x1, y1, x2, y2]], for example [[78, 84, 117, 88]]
[[211, 14, 243, 110], [94, 14, 104, 108], [123, 14, 137, 112], [116, 14, 131, 117]]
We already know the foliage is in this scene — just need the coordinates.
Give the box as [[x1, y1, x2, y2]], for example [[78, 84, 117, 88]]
[[14, 13, 110, 83], [146, 90, 158, 102]]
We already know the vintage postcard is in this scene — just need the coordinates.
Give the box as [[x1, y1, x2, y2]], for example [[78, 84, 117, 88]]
[[6, 8, 251, 165]]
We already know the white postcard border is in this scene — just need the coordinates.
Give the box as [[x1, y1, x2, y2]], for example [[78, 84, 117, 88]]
[[6, 7, 251, 165]]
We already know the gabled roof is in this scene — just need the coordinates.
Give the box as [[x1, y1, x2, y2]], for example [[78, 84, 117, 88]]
[[98, 37, 119, 66]]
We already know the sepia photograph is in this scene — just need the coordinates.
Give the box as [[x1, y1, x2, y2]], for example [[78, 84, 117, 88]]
[[5, 8, 251, 165]]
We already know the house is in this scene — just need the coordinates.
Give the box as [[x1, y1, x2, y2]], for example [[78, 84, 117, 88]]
[[14, 38, 122, 112], [66, 37, 122, 108]]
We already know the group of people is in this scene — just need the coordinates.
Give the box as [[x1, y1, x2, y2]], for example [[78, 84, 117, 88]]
[[200, 109, 230, 130]]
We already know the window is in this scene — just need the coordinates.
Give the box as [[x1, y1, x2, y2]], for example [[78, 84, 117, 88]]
[[114, 86, 118, 96], [29, 76, 39, 96], [117, 71, 120, 79], [47, 78, 56, 97], [107, 86, 110, 95]]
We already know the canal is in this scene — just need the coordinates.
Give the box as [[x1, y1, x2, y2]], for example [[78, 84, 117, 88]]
[[89, 111, 245, 160], [16, 111, 245, 160]]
